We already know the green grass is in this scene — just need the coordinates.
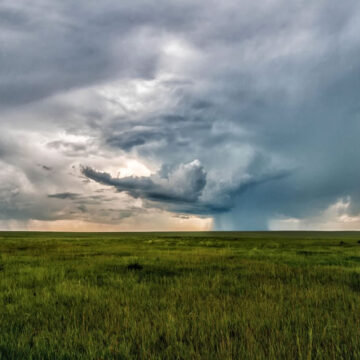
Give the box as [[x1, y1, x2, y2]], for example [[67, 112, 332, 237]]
[[0, 231, 360, 359]]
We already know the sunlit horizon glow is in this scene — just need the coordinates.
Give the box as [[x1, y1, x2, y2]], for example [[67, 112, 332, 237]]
[[5, 216, 213, 232]]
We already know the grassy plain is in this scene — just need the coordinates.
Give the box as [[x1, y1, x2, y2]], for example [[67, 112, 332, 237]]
[[0, 231, 360, 359]]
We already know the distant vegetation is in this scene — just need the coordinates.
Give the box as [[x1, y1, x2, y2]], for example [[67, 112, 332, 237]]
[[0, 231, 359, 359]]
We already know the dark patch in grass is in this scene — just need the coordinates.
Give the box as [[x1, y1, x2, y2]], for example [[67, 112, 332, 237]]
[[349, 272, 360, 292], [127, 263, 143, 271], [85, 251, 132, 257], [154, 333, 168, 351], [296, 250, 332, 256], [297, 250, 318, 256], [64, 268, 80, 279], [347, 256, 360, 262], [132, 265, 179, 282], [339, 241, 346, 246], [3, 294, 14, 305]]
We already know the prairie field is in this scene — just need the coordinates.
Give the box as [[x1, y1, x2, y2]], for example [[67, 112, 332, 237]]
[[0, 231, 360, 359]]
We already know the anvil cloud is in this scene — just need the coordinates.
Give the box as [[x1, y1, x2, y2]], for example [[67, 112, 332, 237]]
[[1, 0, 360, 230]]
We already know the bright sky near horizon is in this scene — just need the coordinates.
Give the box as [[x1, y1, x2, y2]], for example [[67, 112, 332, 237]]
[[1, 0, 360, 231]]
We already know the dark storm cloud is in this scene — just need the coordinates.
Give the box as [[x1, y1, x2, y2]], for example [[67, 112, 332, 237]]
[[106, 129, 164, 151], [2, 0, 360, 229], [41, 165, 52, 171], [0, 0, 203, 107], [81, 160, 206, 203], [81, 152, 291, 217], [48, 192, 80, 200]]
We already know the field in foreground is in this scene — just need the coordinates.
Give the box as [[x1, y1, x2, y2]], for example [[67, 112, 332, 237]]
[[0, 232, 360, 359]]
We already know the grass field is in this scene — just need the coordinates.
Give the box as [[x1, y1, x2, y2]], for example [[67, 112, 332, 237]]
[[0, 231, 360, 359]]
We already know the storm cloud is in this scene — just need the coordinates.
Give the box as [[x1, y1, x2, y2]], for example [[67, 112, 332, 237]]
[[1, 0, 360, 230], [81, 160, 206, 203]]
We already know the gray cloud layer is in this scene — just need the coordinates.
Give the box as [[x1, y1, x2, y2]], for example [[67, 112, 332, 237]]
[[82, 160, 206, 203], [1, 0, 360, 229]]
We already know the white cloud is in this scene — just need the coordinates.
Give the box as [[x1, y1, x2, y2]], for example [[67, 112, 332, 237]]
[[269, 197, 360, 231]]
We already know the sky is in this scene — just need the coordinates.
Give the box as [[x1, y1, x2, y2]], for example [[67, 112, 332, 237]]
[[1, 0, 360, 231]]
